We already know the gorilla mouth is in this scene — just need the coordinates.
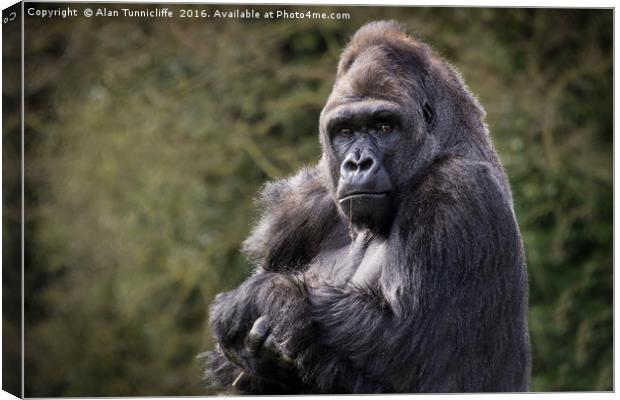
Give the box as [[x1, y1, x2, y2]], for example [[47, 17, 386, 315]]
[[338, 192, 390, 203]]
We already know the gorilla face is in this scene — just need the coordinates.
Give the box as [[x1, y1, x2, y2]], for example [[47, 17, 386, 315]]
[[320, 47, 428, 234], [322, 99, 402, 233]]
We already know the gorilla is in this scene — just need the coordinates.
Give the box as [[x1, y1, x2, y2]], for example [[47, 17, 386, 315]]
[[201, 20, 530, 394]]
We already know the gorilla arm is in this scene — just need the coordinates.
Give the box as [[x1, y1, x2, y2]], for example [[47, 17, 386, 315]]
[[204, 165, 340, 393], [400, 158, 529, 392]]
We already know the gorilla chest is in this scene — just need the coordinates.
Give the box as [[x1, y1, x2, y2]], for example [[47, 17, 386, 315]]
[[311, 236, 387, 287], [349, 240, 387, 286]]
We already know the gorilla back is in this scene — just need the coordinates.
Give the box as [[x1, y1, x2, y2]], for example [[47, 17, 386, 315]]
[[203, 20, 530, 394]]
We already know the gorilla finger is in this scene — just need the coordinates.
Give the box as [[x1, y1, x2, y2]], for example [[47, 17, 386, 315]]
[[220, 345, 246, 369], [246, 316, 270, 356], [263, 334, 295, 368], [275, 338, 295, 365], [262, 334, 284, 358]]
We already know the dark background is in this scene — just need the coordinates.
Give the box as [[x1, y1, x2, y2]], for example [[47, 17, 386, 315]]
[[4, 4, 613, 396]]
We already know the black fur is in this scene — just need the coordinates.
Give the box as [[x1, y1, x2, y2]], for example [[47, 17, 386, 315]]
[[201, 21, 530, 394]]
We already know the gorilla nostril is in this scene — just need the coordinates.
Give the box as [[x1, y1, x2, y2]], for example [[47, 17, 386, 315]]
[[359, 157, 374, 171], [343, 159, 358, 172]]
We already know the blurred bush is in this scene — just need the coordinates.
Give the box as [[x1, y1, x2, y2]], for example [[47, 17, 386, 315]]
[[12, 5, 611, 396]]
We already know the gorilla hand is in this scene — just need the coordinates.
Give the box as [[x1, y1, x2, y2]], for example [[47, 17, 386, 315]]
[[244, 317, 296, 376], [209, 273, 306, 383]]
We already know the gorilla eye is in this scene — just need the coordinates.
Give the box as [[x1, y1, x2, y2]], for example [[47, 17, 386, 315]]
[[339, 128, 353, 136], [378, 123, 392, 133]]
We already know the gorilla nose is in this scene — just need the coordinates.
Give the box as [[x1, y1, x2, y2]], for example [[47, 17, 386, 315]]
[[336, 152, 392, 200], [342, 153, 376, 175], [339, 152, 392, 198]]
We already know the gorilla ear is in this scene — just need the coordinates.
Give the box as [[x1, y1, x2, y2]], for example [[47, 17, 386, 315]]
[[422, 102, 435, 131]]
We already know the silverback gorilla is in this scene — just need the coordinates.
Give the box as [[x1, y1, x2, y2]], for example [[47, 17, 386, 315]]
[[201, 21, 530, 394]]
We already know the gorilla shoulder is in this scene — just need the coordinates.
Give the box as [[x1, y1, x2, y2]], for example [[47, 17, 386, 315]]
[[242, 165, 341, 272]]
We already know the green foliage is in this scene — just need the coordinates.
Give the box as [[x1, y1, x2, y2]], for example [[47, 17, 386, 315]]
[[18, 6, 611, 395]]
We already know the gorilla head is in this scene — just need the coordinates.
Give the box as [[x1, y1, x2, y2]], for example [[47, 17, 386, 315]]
[[319, 21, 494, 235], [319, 22, 437, 234]]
